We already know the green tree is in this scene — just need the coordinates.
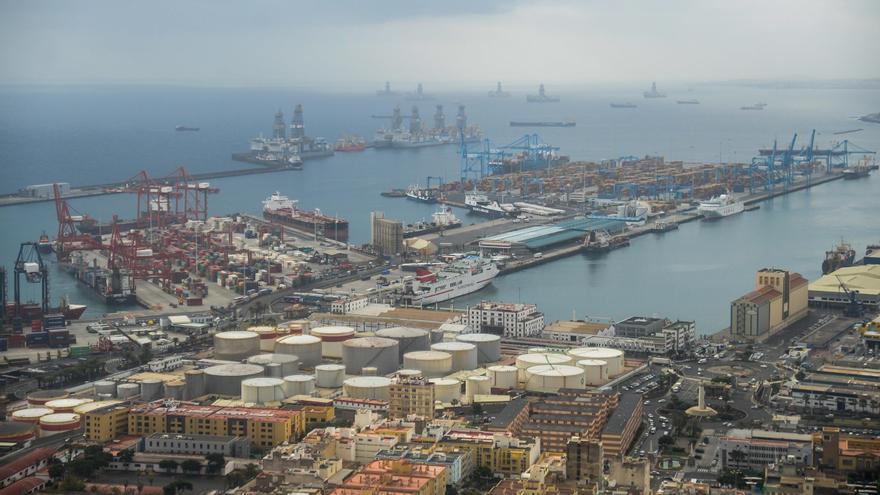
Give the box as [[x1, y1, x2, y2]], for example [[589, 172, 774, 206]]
[[205, 453, 225, 474], [728, 449, 747, 468], [225, 471, 246, 488], [180, 459, 202, 474], [158, 459, 179, 473], [658, 435, 675, 451], [118, 449, 135, 463], [243, 463, 259, 479], [48, 462, 66, 480], [59, 477, 86, 492]]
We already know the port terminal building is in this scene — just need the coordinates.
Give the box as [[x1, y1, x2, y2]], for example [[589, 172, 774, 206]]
[[808, 265, 880, 309], [478, 218, 626, 255]]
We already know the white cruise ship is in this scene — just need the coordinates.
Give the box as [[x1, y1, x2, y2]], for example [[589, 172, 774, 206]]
[[698, 194, 744, 219], [405, 257, 499, 306]]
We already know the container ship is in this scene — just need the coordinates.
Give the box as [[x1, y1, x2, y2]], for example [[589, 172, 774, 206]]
[[62, 254, 137, 304], [262, 192, 348, 242], [822, 241, 856, 274], [5, 299, 87, 321], [698, 194, 744, 219], [403, 206, 461, 239], [643, 82, 667, 98], [510, 120, 575, 127], [526, 84, 560, 103], [402, 256, 499, 306]]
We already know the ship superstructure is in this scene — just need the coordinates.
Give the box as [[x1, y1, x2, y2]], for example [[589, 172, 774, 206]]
[[698, 194, 744, 219], [245, 106, 334, 166], [374, 104, 481, 149], [643, 82, 667, 98]]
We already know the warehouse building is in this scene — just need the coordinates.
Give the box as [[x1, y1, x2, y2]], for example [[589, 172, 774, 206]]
[[466, 301, 544, 338], [730, 268, 809, 342], [808, 265, 880, 309], [544, 317, 695, 355], [478, 217, 627, 255]]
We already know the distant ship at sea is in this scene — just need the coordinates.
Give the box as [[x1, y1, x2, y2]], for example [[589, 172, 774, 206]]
[[526, 84, 560, 103], [406, 83, 434, 101], [610, 103, 637, 109], [175, 125, 199, 131], [376, 81, 399, 96], [488, 81, 510, 98], [510, 120, 575, 128], [741, 102, 767, 111], [676, 99, 700, 105], [643, 82, 666, 98]]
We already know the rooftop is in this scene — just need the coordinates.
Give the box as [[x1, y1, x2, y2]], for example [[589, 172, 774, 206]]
[[544, 320, 612, 335], [131, 400, 299, 423], [0, 448, 56, 480], [481, 217, 626, 250], [809, 265, 880, 296], [486, 397, 529, 430], [601, 392, 642, 435]]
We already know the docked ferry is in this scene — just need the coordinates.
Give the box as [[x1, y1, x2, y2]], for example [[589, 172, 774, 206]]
[[404, 257, 499, 306], [698, 194, 744, 219]]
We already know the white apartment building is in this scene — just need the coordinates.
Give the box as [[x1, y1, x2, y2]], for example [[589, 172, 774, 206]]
[[467, 302, 544, 338]]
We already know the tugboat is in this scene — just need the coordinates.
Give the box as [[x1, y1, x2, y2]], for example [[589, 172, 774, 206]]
[[822, 240, 856, 274]]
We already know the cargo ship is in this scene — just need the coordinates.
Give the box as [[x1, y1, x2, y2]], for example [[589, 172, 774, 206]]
[[380, 189, 407, 198], [5, 299, 87, 321], [842, 163, 871, 180], [403, 206, 462, 238], [510, 120, 575, 127], [676, 99, 700, 104], [77, 215, 180, 235], [526, 84, 560, 103], [262, 192, 349, 242], [583, 231, 630, 254], [37, 232, 53, 254], [822, 240, 856, 274], [335, 135, 367, 152], [402, 256, 499, 306], [741, 103, 767, 111], [175, 125, 199, 132], [643, 82, 666, 98], [698, 194, 744, 219], [488, 81, 510, 98], [610, 102, 637, 108]]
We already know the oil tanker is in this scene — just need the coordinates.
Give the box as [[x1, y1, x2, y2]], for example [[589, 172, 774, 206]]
[[262, 192, 349, 242]]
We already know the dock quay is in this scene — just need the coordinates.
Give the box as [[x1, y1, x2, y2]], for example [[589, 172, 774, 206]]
[[0, 162, 294, 208]]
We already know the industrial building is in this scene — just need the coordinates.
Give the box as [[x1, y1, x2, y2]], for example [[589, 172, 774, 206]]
[[478, 217, 627, 255], [466, 301, 545, 338], [389, 376, 435, 419], [730, 268, 809, 341], [142, 433, 250, 458], [808, 265, 880, 309], [127, 400, 304, 448], [719, 429, 814, 471], [370, 211, 403, 257]]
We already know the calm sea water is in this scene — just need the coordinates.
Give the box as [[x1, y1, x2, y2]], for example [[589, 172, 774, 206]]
[[1, 84, 878, 328]]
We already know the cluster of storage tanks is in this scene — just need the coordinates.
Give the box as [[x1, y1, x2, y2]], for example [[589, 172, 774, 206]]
[[4, 392, 131, 440]]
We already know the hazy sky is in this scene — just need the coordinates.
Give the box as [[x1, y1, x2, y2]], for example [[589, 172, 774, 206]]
[[1, 0, 878, 88]]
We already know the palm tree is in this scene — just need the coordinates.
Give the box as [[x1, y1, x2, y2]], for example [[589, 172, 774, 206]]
[[729, 448, 747, 468]]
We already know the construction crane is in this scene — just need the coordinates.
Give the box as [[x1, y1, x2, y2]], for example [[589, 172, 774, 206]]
[[425, 176, 444, 189], [834, 274, 863, 318], [13, 242, 49, 318], [53, 183, 100, 259]]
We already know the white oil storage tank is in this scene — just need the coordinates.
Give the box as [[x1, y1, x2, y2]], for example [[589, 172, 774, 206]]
[[524, 364, 585, 393], [39, 413, 81, 436], [241, 377, 286, 404], [515, 353, 573, 382], [94, 381, 117, 398], [343, 376, 392, 400], [275, 335, 322, 368], [315, 364, 346, 388], [27, 389, 69, 406], [396, 369, 423, 379], [204, 363, 265, 396], [341, 337, 399, 376], [576, 359, 610, 386], [247, 354, 300, 377], [184, 370, 207, 400], [214, 331, 260, 361], [11, 407, 55, 424], [566, 347, 624, 376], [487, 365, 518, 390], [455, 333, 501, 363], [248, 325, 280, 352], [430, 342, 477, 372], [403, 351, 453, 378], [44, 398, 93, 413], [282, 374, 316, 396], [376, 327, 430, 360], [429, 378, 461, 403], [116, 383, 140, 399], [164, 381, 184, 400], [465, 375, 491, 402], [310, 326, 356, 358]]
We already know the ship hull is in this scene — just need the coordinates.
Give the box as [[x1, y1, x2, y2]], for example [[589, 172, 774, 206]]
[[410, 267, 499, 306], [263, 210, 349, 242], [843, 170, 869, 180], [699, 202, 744, 219], [403, 222, 462, 239], [468, 205, 508, 218], [6, 303, 87, 321], [405, 193, 438, 204]]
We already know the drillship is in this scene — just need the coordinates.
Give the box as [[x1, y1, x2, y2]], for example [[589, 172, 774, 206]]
[[643, 82, 666, 98], [526, 84, 560, 103], [698, 194, 744, 219], [403, 256, 499, 306], [262, 192, 349, 242], [488, 81, 510, 98]]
